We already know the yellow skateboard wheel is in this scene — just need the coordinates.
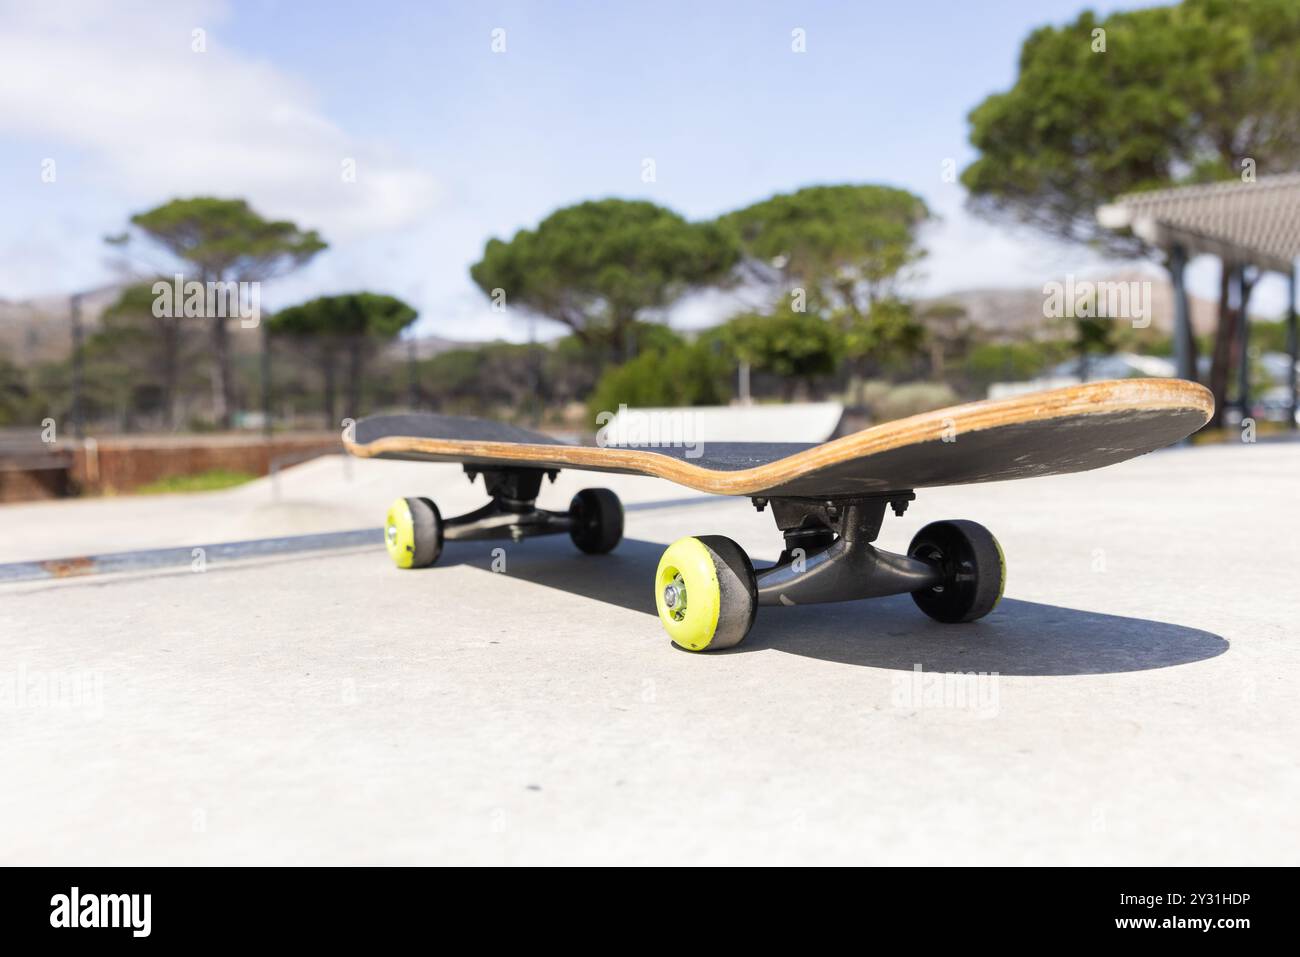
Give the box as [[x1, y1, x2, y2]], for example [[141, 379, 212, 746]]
[[654, 535, 757, 651], [385, 496, 443, 569]]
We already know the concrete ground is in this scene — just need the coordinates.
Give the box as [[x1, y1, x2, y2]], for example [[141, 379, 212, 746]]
[[1, 443, 1297, 865]]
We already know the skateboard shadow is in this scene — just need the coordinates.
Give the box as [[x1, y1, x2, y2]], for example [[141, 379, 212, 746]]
[[437, 536, 1227, 678]]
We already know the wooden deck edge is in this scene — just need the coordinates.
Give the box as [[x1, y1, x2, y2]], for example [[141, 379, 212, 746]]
[[345, 379, 1214, 496]]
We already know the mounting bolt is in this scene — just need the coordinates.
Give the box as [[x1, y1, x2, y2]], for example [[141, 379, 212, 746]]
[[752, 497, 768, 512]]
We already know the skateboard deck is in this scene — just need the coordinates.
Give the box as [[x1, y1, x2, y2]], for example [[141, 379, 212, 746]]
[[352, 378, 1211, 651], [346, 379, 1213, 497]]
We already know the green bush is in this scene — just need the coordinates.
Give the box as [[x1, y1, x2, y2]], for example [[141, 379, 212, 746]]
[[0, 357, 39, 427], [871, 382, 960, 421], [963, 342, 1061, 388], [587, 343, 731, 425], [1250, 319, 1291, 355], [627, 321, 685, 356], [720, 308, 843, 381]]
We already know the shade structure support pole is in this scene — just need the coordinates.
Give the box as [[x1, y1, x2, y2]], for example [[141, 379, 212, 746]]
[[1169, 244, 1193, 383], [1236, 265, 1251, 420], [69, 292, 85, 439], [1288, 265, 1298, 430], [261, 324, 272, 437]]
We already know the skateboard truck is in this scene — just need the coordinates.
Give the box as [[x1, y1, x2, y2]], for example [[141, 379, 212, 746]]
[[447, 468, 569, 543], [385, 468, 1003, 654], [382, 467, 624, 568], [752, 493, 944, 606], [654, 492, 1006, 652]]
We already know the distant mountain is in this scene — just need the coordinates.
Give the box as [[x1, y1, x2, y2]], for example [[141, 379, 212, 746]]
[[0, 270, 1237, 371], [0, 284, 126, 365], [382, 334, 483, 361], [0, 286, 482, 368], [918, 270, 1220, 341]]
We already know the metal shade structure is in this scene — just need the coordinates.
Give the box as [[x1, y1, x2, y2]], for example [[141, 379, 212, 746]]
[[1098, 174, 1300, 427]]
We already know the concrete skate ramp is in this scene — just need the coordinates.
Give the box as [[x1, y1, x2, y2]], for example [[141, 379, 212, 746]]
[[599, 402, 843, 444]]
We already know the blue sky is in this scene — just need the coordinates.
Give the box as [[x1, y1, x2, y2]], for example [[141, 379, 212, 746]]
[[2, 0, 1288, 339]]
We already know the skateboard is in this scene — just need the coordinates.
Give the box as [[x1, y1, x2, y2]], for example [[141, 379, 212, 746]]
[[346, 378, 1212, 651]]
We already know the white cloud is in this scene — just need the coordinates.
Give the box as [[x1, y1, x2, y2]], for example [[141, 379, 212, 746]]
[[0, 0, 438, 238], [916, 191, 1113, 295]]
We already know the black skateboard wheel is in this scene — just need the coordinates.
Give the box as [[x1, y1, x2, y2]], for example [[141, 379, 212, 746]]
[[907, 520, 1005, 623], [569, 488, 623, 554]]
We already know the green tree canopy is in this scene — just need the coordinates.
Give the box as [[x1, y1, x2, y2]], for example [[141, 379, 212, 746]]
[[961, 0, 1300, 256], [719, 184, 930, 399], [127, 197, 327, 281], [271, 292, 416, 340], [416, 343, 533, 415], [116, 197, 327, 428], [721, 184, 930, 313], [587, 341, 731, 425], [99, 281, 196, 429], [0, 356, 37, 427], [720, 305, 843, 397], [469, 198, 740, 363], [962, 342, 1065, 391], [841, 298, 926, 373], [270, 292, 417, 424]]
